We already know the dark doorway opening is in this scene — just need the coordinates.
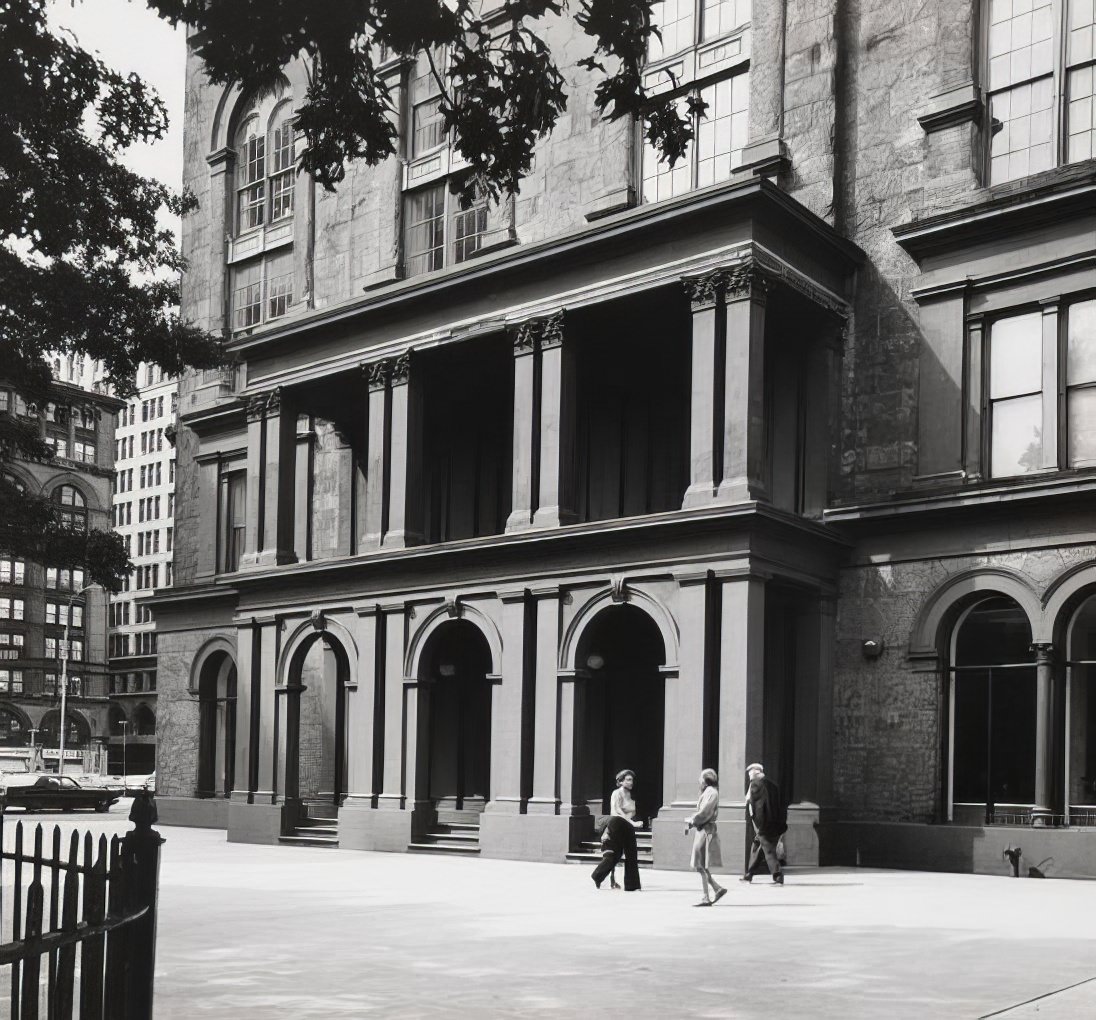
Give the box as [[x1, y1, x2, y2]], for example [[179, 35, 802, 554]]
[[421, 620, 494, 812], [576, 604, 666, 823], [197, 651, 237, 798]]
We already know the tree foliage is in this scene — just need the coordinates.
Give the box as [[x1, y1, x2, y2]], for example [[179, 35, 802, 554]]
[[0, 0, 225, 588], [149, 0, 697, 201]]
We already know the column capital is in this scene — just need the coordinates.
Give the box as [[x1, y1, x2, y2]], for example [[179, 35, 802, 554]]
[[510, 320, 539, 356], [1032, 642, 1054, 665], [538, 311, 565, 350], [389, 352, 412, 386], [246, 394, 268, 422], [365, 359, 390, 392], [683, 269, 727, 310], [510, 310, 565, 352], [725, 258, 774, 304], [264, 385, 284, 416]]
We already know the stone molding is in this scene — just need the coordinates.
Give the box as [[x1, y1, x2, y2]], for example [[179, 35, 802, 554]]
[[245, 387, 282, 422], [509, 310, 565, 353], [364, 359, 390, 391], [389, 352, 412, 386]]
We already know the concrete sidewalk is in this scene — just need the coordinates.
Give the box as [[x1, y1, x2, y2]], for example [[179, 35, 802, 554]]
[[141, 826, 1096, 1019]]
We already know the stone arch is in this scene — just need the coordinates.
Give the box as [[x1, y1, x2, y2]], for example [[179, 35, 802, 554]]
[[405, 601, 503, 681], [41, 471, 102, 513], [210, 69, 306, 154], [39, 708, 92, 748], [1042, 560, 1096, 644], [132, 703, 156, 736], [560, 584, 680, 673], [1, 463, 37, 496], [278, 614, 359, 688], [908, 567, 1043, 658], [0, 703, 32, 746], [107, 702, 128, 736], [189, 635, 238, 695]]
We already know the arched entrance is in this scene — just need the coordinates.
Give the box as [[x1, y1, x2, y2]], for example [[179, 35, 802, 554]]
[[39, 710, 91, 773], [197, 650, 237, 798], [1066, 590, 1096, 821], [575, 604, 666, 823], [947, 595, 1036, 822], [284, 633, 351, 817], [0, 706, 28, 747], [418, 620, 493, 813]]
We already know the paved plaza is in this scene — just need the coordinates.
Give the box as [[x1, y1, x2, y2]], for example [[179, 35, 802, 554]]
[[4, 805, 1096, 1018]]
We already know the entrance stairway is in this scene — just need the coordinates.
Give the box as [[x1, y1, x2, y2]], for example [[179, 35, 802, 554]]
[[407, 809, 481, 856], [565, 827, 654, 868], [278, 807, 339, 848]]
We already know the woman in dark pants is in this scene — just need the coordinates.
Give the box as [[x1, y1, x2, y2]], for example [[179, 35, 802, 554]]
[[591, 815, 642, 891]]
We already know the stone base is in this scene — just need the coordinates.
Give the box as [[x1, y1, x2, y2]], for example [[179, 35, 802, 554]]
[[156, 796, 230, 829], [480, 812, 593, 862], [338, 802, 431, 853], [227, 801, 287, 845], [820, 820, 1096, 879]]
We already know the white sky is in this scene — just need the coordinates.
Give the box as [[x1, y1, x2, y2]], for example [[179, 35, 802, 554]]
[[48, 0, 186, 210]]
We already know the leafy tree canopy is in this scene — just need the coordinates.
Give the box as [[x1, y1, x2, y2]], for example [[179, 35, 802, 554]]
[[149, 0, 699, 202], [1, 0, 224, 588]]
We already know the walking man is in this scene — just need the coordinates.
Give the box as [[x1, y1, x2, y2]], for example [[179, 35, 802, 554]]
[[741, 762, 787, 885]]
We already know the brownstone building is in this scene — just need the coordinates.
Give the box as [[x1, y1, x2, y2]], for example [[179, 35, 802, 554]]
[[154, 0, 1096, 875]]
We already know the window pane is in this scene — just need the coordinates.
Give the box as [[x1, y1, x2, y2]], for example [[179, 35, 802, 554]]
[[989, 312, 1042, 398], [1067, 299, 1096, 384], [451, 196, 489, 264], [649, 0, 696, 61], [991, 393, 1044, 476], [1069, 0, 1096, 65], [988, 0, 1054, 90], [236, 122, 266, 232], [269, 114, 295, 220], [413, 97, 446, 157], [1069, 65, 1096, 164], [404, 184, 446, 276], [989, 77, 1054, 183], [642, 96, 693, 203], [233, 262, 263, 329], [1067, 387, 1096, 468], [696, 74, 749, 187], [702, 0, 750, 40]]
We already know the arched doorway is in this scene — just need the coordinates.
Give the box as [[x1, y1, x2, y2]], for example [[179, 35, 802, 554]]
[[197, 651, 237, 798], [1066, 591, 1096, 822], [576, 604, 666, 823], [948, 596, 1036, 822], [284, 633, 350, 817], [419, 620, 493, 814], [39, 710, 91, 773], [0, 706, 28, 747]]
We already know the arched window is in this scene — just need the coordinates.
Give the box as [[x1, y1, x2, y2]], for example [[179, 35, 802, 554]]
[[53, 484, 87, 531], [230, 89, 297, 332], [948, 596, 1037, 821], [0, 706, 26, 747], [108, 703, 128, 737], [133, 704, 156, 737], [2, 471, 26, 495]]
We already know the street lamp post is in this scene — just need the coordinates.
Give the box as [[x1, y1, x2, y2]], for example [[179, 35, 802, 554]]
[[59, 582, 99, 775], [120, 719, 128, 792]]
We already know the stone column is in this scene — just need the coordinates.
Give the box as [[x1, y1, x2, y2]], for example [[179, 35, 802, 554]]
[[360, 361, 389, 551], [253, 616, 279, 803], [664, 573, 709, 807], [486, 591, 527, 814], [382, 354, 424, 548], [506, 326, 538, 532], [195, 454, 220, 578], [241, 388, 298, 568], [532, 313, 577, 529], [682, 273, 724, 508], [718, 263, 771, 503], [293, 417, 314, 561], [343, 610, 377, 807], [529, 589, 562, 813], [1033, 643, 1055, 825], [377, 606, 407, 810], [717, 571, 766, 803]]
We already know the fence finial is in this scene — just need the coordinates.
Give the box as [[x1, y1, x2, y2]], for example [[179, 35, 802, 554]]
[[129, 789, 158, 828]]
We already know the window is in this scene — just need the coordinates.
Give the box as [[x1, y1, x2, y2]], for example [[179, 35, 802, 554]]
[[0, 559, 25, 585], [166, 527, 173, 552], [0, 670, 24, 694], [0, 598, 24, 621], [0, 633, 24, 661], [404, 183, 446, 276], [55, 485, 87, 531], [987, 0, 1096, 183], [220, 471, 247, 573], [641, 1, 751, 203], [410, 48, 447, 158], [986, 298, 1096, 477]]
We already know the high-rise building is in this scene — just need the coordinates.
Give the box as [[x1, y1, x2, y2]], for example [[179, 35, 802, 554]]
[[0, 372, 122, 772], [153, 2, 1096, 874], [105, 364, 178, 774]]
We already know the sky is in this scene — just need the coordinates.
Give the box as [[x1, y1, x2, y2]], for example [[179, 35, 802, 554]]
[[48, 0, 186, 204]]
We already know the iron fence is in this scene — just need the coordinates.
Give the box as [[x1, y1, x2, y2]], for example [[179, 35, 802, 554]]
[[0, 794, 162, 1019]]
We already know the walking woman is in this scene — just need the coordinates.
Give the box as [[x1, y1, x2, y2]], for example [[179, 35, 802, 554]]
[[592, 769, 642, 891], [685, 768, 726, 906]]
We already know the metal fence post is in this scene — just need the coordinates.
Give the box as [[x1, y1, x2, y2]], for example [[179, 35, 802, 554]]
[[119, 792, 164, 1019]]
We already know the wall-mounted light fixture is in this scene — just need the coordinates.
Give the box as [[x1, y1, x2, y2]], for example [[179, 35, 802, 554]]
[[861, 638, 884, 660], [586, 654, 605, 670]]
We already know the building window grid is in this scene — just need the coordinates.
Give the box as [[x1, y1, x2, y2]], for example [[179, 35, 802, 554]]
[[987, 0, 1096, 183]]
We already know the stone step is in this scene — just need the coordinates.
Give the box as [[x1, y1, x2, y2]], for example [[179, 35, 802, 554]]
[[564, 851, 654, 868], [424, 830, 479, 843], [407, 841, 481, 855], [296, 825, 338, 837], [278, 834, 340, 848], [576, 841, 652, 855]]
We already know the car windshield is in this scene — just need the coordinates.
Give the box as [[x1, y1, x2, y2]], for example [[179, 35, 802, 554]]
[[59, 777, 80, 789]]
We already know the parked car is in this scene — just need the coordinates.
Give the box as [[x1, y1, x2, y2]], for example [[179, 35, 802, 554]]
[[1, 775, 121, 813]]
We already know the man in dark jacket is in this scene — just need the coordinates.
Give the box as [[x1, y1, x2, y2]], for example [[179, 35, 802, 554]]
[[741, 762, 787, 885]]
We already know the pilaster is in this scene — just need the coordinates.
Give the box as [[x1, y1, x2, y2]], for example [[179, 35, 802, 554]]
[[382, 354, 424, 548], [360, 361, 389, 551], [505, 324, 539, 532], [240, 388, 299, 569], [531, 313, 577, 529], [682, 272, 724, 507], [529, 588, 563, 814], [664, 572, 709, 808], [253, 616, 279, 802], [1033, 642, 1055, 825], [486, 591, 528, 814]]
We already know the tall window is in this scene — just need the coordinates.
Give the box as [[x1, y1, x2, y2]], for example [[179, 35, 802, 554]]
[[230, 88, 297, 330], [987, 0, 1096, 183], [949, 597, 1037, 819], [220, 471, 247, 573], [642, 0, 752, 203], [402, 49, 511, 277], [54, 485, 87, 531], [986, 299, 1096, 477]]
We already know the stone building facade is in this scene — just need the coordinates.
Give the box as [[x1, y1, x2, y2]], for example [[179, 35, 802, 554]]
[[154, 0, 1096, 875], [0, 375, 123, 772]]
